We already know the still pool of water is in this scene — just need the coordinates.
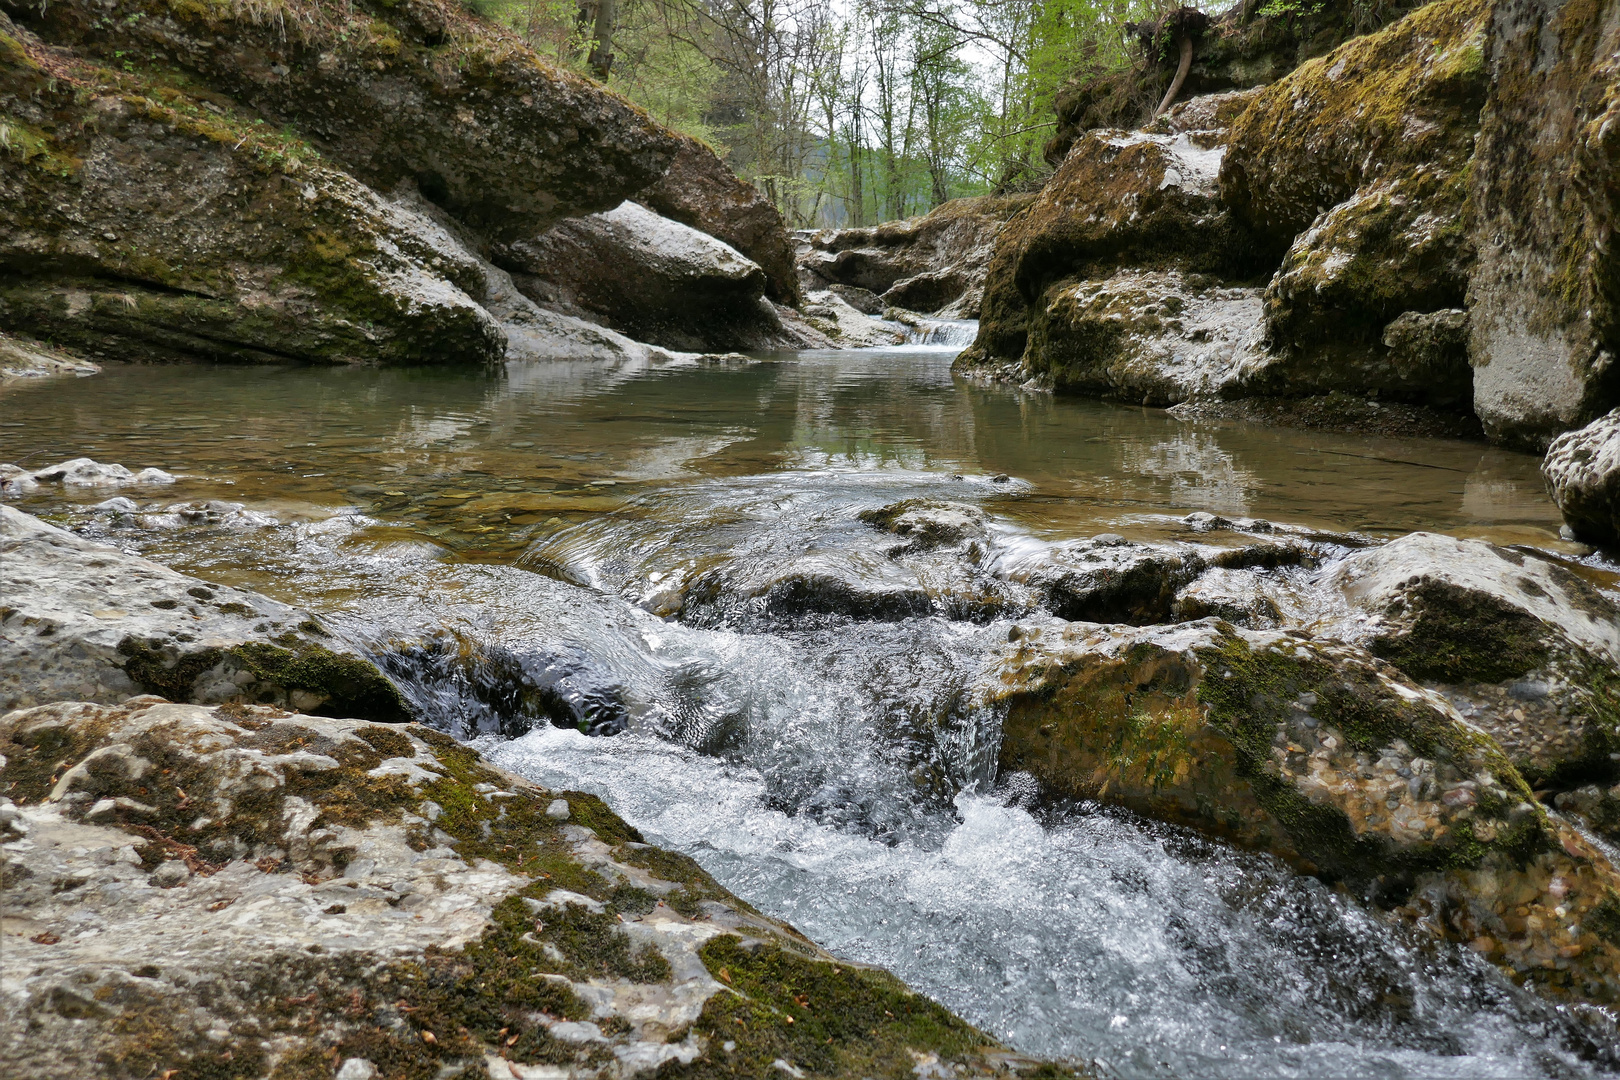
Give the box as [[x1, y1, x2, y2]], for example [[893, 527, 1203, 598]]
[[4, 345, 1615, 1078]]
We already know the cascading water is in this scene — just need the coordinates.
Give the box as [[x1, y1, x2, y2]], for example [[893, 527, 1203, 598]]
[[902, 318, 981, 347], [4, 345, 1616, 1079]]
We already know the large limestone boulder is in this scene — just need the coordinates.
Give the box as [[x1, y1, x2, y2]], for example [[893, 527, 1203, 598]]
[[1544, 407, 1620, 545], [798, 195, 1034, 318], [0, 505, 408, 721], [637, 132, 801, 304], [1019, 269, 1267, 403], [1467, 0, 1620, 447], [0, 699, 1057, 1079], [0, 16, 505, 365], [16, 0, 678, 242], [1221, 0, 1490, 399], [500, 201, 783, 353], [958, 97, 1257, 381], [1331, 532, 1620, 793], [984, 619, 1620, 1005]]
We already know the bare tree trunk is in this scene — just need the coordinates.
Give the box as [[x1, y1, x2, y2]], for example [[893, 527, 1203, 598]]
[[1154, 31, 1193, 117], [587, 0, 615, 79]]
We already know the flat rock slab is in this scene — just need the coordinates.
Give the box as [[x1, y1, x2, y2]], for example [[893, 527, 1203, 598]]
[[0, 699, 1065, 1080], [0, 505, 406, 721]]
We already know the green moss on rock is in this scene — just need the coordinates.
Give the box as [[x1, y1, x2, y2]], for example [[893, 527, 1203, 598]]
[[116, 636, 410, 723]]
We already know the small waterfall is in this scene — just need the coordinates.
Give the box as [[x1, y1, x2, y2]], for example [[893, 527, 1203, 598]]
[[902, 318, 978, 347]]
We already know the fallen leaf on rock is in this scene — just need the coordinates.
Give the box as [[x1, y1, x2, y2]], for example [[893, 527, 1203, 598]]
[[207, 898, 234, 912], [29, 931, 60, 944]]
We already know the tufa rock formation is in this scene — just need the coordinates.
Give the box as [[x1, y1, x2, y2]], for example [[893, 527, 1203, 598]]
[[0, 0, 801, 367], [0, 699, 1070, 1079], [0, 504, 409, 721], [958, 0, 1620, 449]]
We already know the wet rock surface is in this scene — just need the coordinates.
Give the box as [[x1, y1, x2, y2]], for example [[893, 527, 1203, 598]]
[[1545, 408, 1620, 547], [984, 618, 1620, 1005], [0, 505, 407, 721], [0, 699, 1060, 1079], [1331, 531, 1620, 794]]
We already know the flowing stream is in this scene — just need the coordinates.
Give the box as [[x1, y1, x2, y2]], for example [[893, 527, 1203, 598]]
[[5, 341, 1618, 1078]]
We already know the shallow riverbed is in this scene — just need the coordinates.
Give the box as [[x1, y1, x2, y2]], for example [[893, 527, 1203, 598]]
[[5, 345, 1617, 1078]]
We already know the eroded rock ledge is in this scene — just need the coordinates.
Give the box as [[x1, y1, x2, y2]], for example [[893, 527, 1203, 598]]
[[0, 504, 408, 721], [0, 699, 1068, 1079]]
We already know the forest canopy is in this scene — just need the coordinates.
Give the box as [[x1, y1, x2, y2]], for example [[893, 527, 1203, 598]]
[[469, 0, 1190, 227]]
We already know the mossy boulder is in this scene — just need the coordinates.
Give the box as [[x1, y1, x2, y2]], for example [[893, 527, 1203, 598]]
[[1217, 0, 1488, 402], [0, 505, 408, 721], [1219, 0, 1489, 257], [13, 0, 679, 243], [982, 618, 1620, 1006], [0, 0, 790, 366], [0, 15, 504, 365], [1332, 531, 1620, 795], [0, 698, 1074, 1079], [1544, 406, 1620, 545], [956, 123, 1256, 375], [1043, 0, 1426, 167], [1020, 268, 1267, 403], [1254, 177, 1476, 403], [1467, 0, 1620, 448]]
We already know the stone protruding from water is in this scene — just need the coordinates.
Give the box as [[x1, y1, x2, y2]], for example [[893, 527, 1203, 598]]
[[0, 506, 407, 721], [1333, 531, 1620, 821], [982, 619, 1620, 1006], [500, 201, 788, 353], [1544, 408, 1620, 547], [0, 698, 1074, 1080]]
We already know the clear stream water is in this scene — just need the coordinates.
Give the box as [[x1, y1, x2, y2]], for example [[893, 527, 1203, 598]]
[[5, 344, 1619, 1078]]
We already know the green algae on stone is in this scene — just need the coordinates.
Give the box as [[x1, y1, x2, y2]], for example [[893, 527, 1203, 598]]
[[116, 637, 410, 723], [980, 619, 1620, 1005]]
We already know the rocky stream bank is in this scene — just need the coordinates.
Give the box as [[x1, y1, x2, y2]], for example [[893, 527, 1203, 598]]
[[5, 0, 1620, 1074]]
